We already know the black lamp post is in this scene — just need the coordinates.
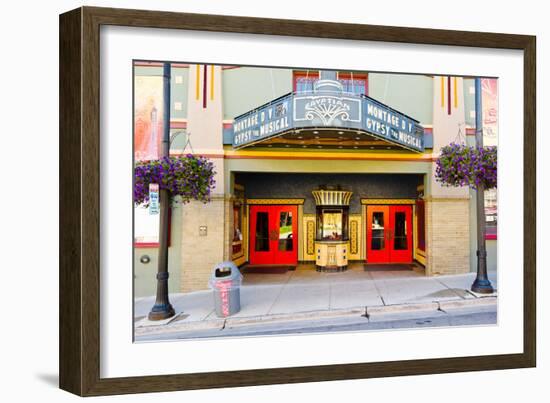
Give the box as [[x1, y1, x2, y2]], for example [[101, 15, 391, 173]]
[[148, 62, 176, 320], [471, 77, 494, 294]]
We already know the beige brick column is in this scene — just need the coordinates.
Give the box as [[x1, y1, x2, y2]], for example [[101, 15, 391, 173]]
[[177, 64, 226, 293], [425, 197, 470, 276], [223, 196, 234, 262], [179, 194, 226, 292], [423, 75, 472, 276]]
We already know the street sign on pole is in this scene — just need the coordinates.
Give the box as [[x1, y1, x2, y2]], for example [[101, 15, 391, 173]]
[[149, 183, 160, 215]]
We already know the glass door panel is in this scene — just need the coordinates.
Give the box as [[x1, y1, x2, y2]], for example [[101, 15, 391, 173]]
[[254, 212, 270, 252], [393, 211, 407, 250], [278, 210, 293, 251], [371, 211, 385, 250]]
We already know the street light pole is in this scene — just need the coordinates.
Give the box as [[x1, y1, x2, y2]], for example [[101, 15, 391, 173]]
[[148, 62, 176, 320], [471, 77, 494, 294]]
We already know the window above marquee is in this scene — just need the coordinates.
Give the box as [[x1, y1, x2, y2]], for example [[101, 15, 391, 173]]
[[293, 70, 368, 95]]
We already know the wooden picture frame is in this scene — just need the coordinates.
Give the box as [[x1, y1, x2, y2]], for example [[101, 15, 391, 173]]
[[59, 6, 536, 396]]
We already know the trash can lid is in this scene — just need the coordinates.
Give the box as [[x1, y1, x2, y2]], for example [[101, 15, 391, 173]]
[[211, 261, 243, 281]]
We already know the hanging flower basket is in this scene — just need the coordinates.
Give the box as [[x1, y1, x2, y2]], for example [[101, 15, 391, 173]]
[[134, 154, 216, 206], [435, 142, 497, 190]]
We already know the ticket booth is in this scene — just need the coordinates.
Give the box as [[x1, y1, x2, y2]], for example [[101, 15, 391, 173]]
[[312, 188, 353, 271]]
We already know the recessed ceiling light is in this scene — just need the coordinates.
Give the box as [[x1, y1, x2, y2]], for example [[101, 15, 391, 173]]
[[338, 131, 344, 135], [370, 146, 375, 149], [313, 131, 319, 134], [355, 137, 360, 140], [297, 136, 303, 139], [285, 144, 290, 147], [302, 145, 307, 148], [387, 146, 391, 149], [317, 145, 322, 148], [354, 146, 358, 149], [267, 144, 273, 147], [338, 146, 343, 149]]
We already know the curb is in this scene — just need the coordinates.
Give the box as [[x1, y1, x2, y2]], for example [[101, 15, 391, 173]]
[[134, 296, 497, 337]]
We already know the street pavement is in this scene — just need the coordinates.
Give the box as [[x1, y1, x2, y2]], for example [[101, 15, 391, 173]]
[[134, 263, 497, 341]]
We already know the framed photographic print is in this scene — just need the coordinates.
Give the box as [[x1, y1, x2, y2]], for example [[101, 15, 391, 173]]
[[59, 6, 536, 396]]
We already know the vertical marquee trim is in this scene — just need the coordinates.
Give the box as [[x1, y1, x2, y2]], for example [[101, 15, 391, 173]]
[[447, 76, 451, 115], [203, 64, 208, 108], [210, 65, 215, 101], [453, 76, 458, 108], [195, 64, 200, 100], [440, 76, 445, 108]]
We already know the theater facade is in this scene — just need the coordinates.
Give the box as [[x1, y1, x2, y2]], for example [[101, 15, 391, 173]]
[[133, 63, 498, 296]]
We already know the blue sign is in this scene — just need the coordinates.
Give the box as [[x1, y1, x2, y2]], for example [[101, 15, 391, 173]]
[[233, 97, 291, 147], [149, 183, 159, 215], [232, 85, 424, 152], [363, 98, 423, 150]]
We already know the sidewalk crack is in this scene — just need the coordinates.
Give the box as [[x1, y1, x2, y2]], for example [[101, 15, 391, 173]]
[[368, 270, 386, 306], [266, 275, 292, 315], [362, 307, 370, 322]]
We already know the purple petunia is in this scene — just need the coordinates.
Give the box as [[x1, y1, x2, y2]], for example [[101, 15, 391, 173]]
[[435, 143, 497, 190], [134, 155, 216, 206]]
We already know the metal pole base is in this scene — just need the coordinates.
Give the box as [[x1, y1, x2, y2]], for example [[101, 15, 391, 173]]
[[471, 278, 494, 294], [148, 303, 175, 321]]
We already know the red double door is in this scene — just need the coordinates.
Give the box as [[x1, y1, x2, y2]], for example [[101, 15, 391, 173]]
[[249, 205, 298, 265], [366, 205, 413, 264]]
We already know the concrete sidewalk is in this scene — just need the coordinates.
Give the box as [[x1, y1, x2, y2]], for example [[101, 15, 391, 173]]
[[134, 264, 497, 338]]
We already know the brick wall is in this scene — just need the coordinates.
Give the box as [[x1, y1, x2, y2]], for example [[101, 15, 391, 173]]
[[179, 195, 227, 292], [425, 198, 470, 276]]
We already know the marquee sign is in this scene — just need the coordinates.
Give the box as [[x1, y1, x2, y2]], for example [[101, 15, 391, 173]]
[[232, 96, 291, 147], [232, 90, 424, 152], [363, 98, 424, 151], [294, 95, 361, 126]]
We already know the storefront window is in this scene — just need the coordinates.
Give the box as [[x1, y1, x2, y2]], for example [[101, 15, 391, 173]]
[[485, 189, 497, 239]]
